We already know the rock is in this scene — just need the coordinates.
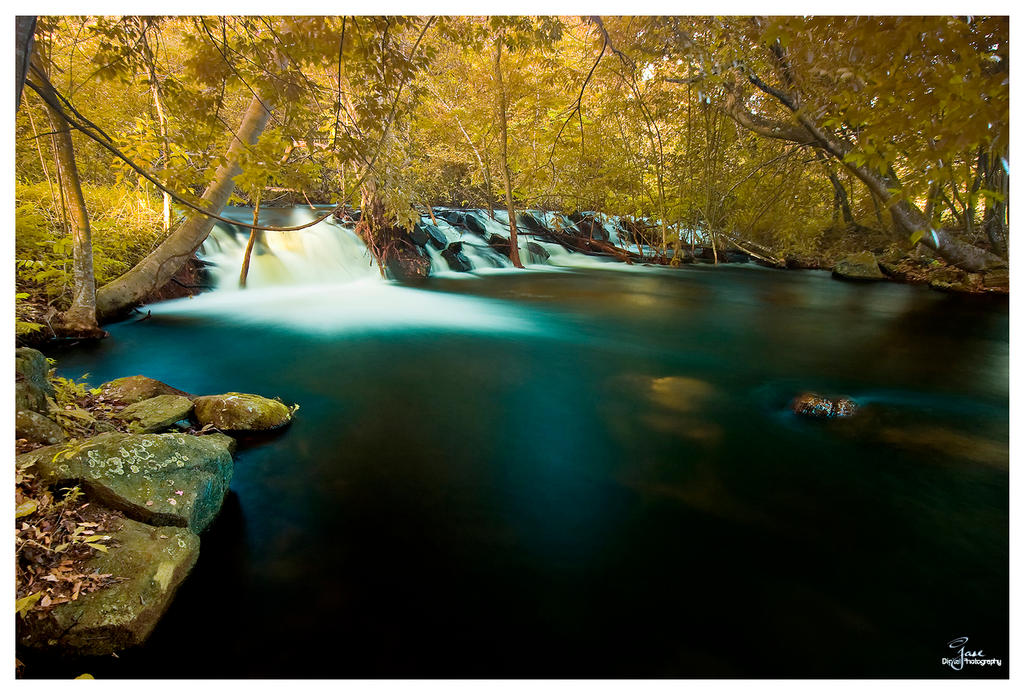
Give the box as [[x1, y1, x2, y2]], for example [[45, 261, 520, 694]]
[[983, 268, 1009, 290], [192, 392, 295, 432], [15, 347, 54, 414], [16, 410, 66, 445], [792, 393, 858, 419], [116, 395, 194, 433], [486, 233, 512, 258], [100, 375, 192, 405], [463, 214, 488, 236], [19, 516, 199, 656], [27, 432, 233, 533], [410, 223, 448, 250], [525, 241, 550, 263], [201, 432, 237, 456], [832, 251, 885, 280], [517, 211, 546, 233], [441, 210, 464, 226], [384, 251, 432, 284], [441, 242, 473, 272]]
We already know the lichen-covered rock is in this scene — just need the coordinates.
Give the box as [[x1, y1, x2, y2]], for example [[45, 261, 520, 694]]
[[15, 347, 55, 414], [28, 432, 233, 533], [832, 251, 885, 281], [16, 409, 65, 445], [116, 394, 194, 433], [201, 432, 237, 455], [792, 393, 858, 419], [99, 375, 192, 405], [192, 392, 295, 432], [18, 516, 199, 656]]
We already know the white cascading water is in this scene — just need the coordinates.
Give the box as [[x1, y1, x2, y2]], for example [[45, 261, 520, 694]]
[[145, 205, 658, 335], [196, 205, 643, 290]]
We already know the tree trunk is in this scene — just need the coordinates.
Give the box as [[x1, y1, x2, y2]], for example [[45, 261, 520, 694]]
[[96, 93, 273, 318], [239, 190, 261, 288], [33, 60, 102, 336], [492, 39, 524, 268]]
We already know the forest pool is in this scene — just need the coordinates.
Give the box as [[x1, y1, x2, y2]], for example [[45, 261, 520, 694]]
[[43, 264, 1008, 677]]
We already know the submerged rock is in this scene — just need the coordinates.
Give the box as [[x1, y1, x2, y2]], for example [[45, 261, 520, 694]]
[[16, 409, 65, 445], [19, 516, 199, 656], [832, 251, 885, 280], [24, 432, 234, 533], [116, 394, 195, 433], [192, 392, 295, 432], [100, 375, 192, 405], [16, 347, 55, 414], [792, 393, 858, 419]]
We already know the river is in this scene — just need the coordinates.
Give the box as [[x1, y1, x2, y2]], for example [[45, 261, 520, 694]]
[[42, 211, 1008, 678]]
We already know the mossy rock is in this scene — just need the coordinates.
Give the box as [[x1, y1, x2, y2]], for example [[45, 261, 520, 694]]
[[116, 395, 194, 433], [15, 347, 55, 414], [192, 392, 296, 432], [26, 432, 233, 533], [100, 375, 192, 405], [18, 516, 199, 656], [832, 251, 885, 281], [16, 409, 66, 445]]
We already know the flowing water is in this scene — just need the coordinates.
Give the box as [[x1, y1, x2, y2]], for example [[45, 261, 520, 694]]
[[40, 208, 1008, 677]]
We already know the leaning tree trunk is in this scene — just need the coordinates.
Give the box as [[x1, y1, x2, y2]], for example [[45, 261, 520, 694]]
[[96, 94, 273, 319], [492, 39, 524, 269], [32, 59, 102, 337]]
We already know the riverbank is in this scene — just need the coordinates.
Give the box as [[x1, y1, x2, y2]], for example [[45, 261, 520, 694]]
[[15, 348, 297, 675]]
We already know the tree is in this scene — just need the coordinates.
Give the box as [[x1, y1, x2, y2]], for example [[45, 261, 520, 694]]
[[27, 55, 103, 336], [658, 16, 1008, 270]]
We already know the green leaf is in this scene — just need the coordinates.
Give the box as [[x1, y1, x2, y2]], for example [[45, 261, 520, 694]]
[[909, 230, 925, 245], [16, 592, 43, 617], [15, 499, 38, 518]]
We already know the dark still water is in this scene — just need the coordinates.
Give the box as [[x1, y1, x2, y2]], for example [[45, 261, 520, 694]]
[[40, 265, 1008, 678]]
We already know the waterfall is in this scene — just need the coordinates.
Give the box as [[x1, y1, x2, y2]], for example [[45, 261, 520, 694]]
[[198, 205, 637, 289]]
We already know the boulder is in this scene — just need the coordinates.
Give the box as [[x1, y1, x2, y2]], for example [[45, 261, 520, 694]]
[[832, 251, 885, 280], [25, 432, 234, 533], [16, 410, 65, 445], [384, 251, 432, 284], [116, 395, 194, 433], [192, 392, 295, 432], [441, 242, 473, 272], [517, 211, 546, 233], [441, 210, 464, 226], [486, 233, 512, 258], [100, 375, 192, 405], [19, 516, 199, 656], [410, 223, 449, 250], [791, 393, 858, 419], [463, 214, 488, 236], [15, 347, 54, 414], [525, 241, 550, 263]]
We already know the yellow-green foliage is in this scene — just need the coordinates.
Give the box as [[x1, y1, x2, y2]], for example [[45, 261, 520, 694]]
[[15, 181, 165, 306]]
